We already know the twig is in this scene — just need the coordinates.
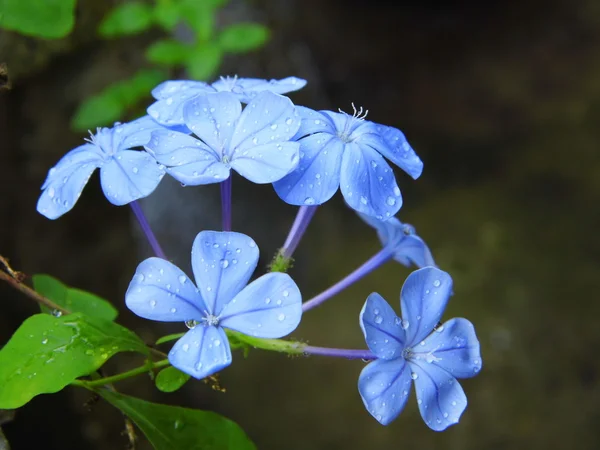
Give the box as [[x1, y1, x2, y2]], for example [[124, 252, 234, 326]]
[[0, 256, 70, 315]]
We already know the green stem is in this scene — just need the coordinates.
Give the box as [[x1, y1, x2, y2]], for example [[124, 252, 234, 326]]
[[72, 359, 170, 388], [226, 330, 306, 354]]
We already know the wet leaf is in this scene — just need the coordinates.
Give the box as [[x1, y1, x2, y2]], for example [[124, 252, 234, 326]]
[[155, 366, 190, 393], [33, 274, 118, 321], [98, 390, 256, 450], [0, 314, 149, 409]]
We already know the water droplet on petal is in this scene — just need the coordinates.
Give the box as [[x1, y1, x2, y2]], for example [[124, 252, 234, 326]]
[[433, 279, 441, 287], [374, 315, 383, 324], [278, 313, 286, 321], [178, 275, 186, 284], [411, 372, 419, 380]]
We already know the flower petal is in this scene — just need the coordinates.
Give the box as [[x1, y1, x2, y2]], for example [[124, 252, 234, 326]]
[[116, 115, 169, 150], [400, 267, 453, 346], [100, 150, 165, 205], [359, 293, 405, 360], [230, 91, 300, 151], [358, 357, 413, 425], [125, 257, 206, 322], [340, 143, 402, 219], [230, 141, 300, 184], [355, 123, 423, 179], [215, 76, 307, 103], [148, 80, 214, 126], [191, 231, 259, 315], [219, 273, 302, 338], [147, 129, 228, 185], [394, 235, 436, 268], [36, 145, 103, 219], [412, 318, 482, 379], [409, 361, 467, 431], [273, 133, 343, 205], [295, 107, 336, 137], [183, 92, 241, 152], [152, 80, 212, 99], [358, 214, 436, 268], [168, 325, 232, 379]]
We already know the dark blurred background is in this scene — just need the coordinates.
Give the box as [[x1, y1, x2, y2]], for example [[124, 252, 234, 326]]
[[2, 0, 600, 448]]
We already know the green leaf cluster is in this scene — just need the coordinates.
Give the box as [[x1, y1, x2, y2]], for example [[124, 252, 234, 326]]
[[73, 0, 270, 130]]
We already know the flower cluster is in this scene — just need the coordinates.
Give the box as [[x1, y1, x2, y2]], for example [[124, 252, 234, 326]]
[[37, 75, 481, 431]]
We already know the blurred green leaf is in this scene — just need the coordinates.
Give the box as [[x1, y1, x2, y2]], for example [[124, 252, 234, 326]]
[[0, 313, 149, 409], [155, 366, 190, 393], [71, 69, 167, 131], [0, 0, 76, 38], [218, 23, 269, 53], [179, 0, 215, 42], [98, 390, 257, 450], [153, 0, 181, 31], [185, 45, 222, 80], [146, 39, 192, 66], [33, 274, 118, 321], [99, 1, 154, 38]]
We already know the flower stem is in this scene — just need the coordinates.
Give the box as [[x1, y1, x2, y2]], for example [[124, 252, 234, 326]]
[[281, 205, 318, 259], [302, 247, 394, 312], [225, 331, 377, 361], [72, 359, 170, 388], [129, 201, 167, 259], [220, 177, 232, 232], [303, 345, 376, 360]]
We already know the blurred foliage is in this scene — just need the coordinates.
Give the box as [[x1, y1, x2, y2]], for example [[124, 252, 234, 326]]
[[0, 0, 77, 38], [71, 0, 270, 130]]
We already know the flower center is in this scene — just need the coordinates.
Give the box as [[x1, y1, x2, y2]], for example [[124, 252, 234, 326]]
[[337, 103, 369, 143], [202, 313, 220, 326]]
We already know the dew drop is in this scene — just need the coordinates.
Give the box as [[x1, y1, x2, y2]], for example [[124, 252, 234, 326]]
[[278, 313, 286, 321], [386, 196, 396, 206], [178, 275, 186, 284], [401, 319, 410, 330], [220, 259, 229, 269], [360, 196, 368, 205], [433, 279, 441, 287], [185, 320, 198, 329], [411, 372, 419, 380], [374, 315, 383, 324], [304, 197, 315, 205]]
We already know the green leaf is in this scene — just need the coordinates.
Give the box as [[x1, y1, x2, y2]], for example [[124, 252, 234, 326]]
[[33, 274, 118, 321], [71, 69, 167, 130], [217, 23, 269, 53], [146, 39, 192, 66], [185, 45, 222, 81], [155, 333, 185, 345], [0, 0, 76, 38], [155, 366, 190, 393], [153, 0, 181, 31], [98, 1, 154, 38], [0, 313, 149, 409], [178, 0, 216, 42], [98, 390, 256, 450]]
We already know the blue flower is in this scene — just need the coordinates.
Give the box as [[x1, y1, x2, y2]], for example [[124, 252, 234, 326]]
[[273, 105, 423, 219], [359, 213, 436, 268], [358, 267, 481, 430], [126, 230, 303, 379], [145, 91, 301, 185], [148, 75, 307, 127], [37, 116, 167, 219]]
